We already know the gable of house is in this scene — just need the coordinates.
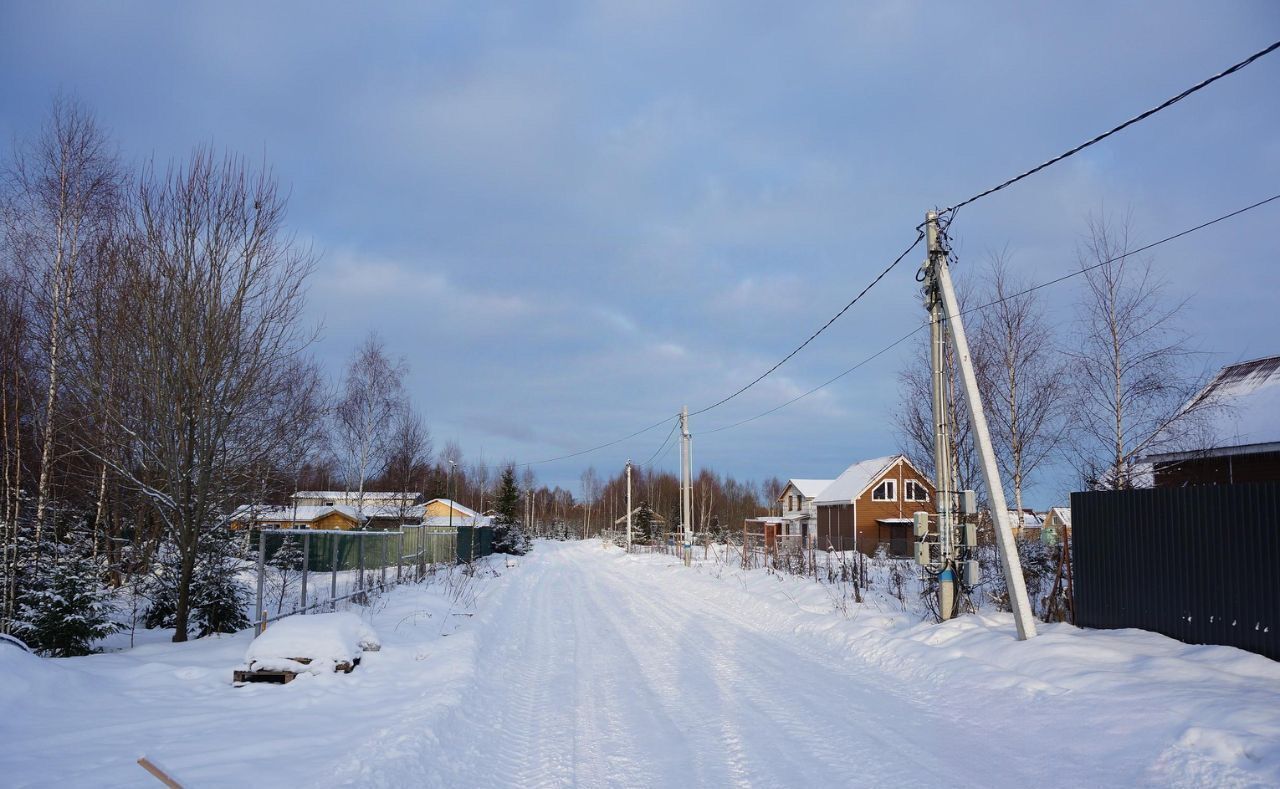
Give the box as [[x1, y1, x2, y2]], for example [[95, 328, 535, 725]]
[[422, 498, 480, 521], [778, 479, 834, 512]]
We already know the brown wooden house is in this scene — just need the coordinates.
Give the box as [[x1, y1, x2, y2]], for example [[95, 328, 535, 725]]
[[813, 455, 935, 557]]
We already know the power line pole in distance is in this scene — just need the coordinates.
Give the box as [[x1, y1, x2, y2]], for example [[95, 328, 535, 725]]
[[625, 459, 633, 552], [680, 406, 693, 567]]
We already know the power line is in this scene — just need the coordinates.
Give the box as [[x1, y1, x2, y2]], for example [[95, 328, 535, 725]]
[[703, 190, 1280, 436], [641, 421, 680, 468], [688, 231, 925, 418], [702, 325, 925, 435], [957, 191, 1280, 315], [519, 413, 678, 467], [943, 39, 1280, 215]]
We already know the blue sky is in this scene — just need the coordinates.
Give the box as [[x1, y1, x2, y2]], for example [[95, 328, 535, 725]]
[[3, 3, 1278, 506]]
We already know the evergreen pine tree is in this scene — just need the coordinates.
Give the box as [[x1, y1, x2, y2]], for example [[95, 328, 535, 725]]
[[191, 527, 251, 637], [492, 465, 530, 555], [633, 501, 655, 544], [144, 528, 250, 638], [16, 541, 121, 657], [267, 534, 304, 614]]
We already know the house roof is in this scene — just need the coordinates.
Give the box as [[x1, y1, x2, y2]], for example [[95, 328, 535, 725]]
[[231, 504, 364, 524], [779, 479, 835, 500], [814, 455, 902, 505], [424, 498, 480, 518], [1007, 510, 1044, 527], [1049, 506, 1071, 526], [423, 514, 491, 528], [362, 503, 426, 520], [292, 491, 420, 503], [1145, 355, 1280, 461], [614, 507, 667, 525]]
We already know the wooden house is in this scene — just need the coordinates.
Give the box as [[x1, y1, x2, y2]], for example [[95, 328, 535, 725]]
[[774, 478, 834, 545], [421, 498, 490, 528], [229, 504, 364, 531], [1041, 506, 1071, 546], [813, 455, 935, 557]]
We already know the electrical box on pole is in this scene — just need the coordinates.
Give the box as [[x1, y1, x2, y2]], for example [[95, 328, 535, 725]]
[[922, 209, 1037, 641]]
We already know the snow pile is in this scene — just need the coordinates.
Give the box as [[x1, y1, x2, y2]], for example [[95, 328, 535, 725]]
[[242, 612, 380, 675]]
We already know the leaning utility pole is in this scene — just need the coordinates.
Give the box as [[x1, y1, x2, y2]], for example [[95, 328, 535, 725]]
[[679, 406, 693, 567], [625, 460, 633, 551], [922, 210, 1037, 640]]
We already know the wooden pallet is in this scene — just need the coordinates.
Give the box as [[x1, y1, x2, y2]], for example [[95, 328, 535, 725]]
[[233, 656, 360, 685]]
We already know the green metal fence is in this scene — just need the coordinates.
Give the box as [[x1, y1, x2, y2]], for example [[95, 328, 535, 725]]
[[456, 526, 494, 562]]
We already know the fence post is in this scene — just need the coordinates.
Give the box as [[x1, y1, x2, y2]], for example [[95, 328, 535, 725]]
[[330, 532, 339, 610], [254, 529, 266, 636], [397, 532, 404, 583], [358, 534, 365, 592], [300, 532, 310, 615], [380, 535, 387, 588]]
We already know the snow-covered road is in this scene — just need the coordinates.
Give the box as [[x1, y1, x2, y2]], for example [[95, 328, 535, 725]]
[[420, 543, 1025, 787], [5, 540, 1279, 787]]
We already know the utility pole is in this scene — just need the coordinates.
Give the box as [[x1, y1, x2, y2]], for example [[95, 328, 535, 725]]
[[679, 406, 693, 567], [625, 460, 633, 551], [922, 210, 1037, 641]]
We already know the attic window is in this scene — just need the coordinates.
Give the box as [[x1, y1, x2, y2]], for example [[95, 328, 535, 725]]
[[904, 480, 929, 502], [872, 480, 896, 501]]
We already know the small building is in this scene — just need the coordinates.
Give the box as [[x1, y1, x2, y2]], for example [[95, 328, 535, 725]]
[[775, 478, 834, 545], [1041, 506, 1071, 545], [813, 454, 935, 557], [229, 504, 364, 531], [421, 498, 490, 528], [1143, 355, 1280, 486]]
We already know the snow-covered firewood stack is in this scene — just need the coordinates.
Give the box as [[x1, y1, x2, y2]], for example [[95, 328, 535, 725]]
[[235, 613, 380, 684]]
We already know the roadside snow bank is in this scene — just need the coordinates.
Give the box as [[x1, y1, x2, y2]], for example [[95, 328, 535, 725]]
[[243, 612, 380, 675], [613, 546, 1280, 786]]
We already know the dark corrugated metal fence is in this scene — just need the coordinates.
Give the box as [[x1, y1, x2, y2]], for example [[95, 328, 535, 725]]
[[1073, 483, 1279, 660]]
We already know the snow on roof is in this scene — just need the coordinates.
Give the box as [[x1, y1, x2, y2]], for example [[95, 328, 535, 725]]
[[614, 507, 667, 525], [1007, 510, 1044, 527], [422, 514, 491, 528], [1148, 355, 1280, 458], [781, 479, 835, 500], [362, 503, 426, 520], [425, 498, 480, 518], [814, 455, 901, 504], [294, 490, 416, 499], [231, 504, 364, 524], [1049, 507, 1072, 526]]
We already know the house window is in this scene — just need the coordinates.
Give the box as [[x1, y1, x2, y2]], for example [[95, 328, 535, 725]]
[[904, 480, 929, 502], [872, 480, 896, 501]]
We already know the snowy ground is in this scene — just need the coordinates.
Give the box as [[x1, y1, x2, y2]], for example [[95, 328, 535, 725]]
[[3, 541, 1279, 788]]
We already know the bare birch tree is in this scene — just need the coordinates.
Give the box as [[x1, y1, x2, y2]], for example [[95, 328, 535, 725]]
[[1068, 212, 1209, 489], [333, 333, 407, 517], [4, 96, 120, 545], [972, 251, 1066, 516], [385, 406, 432, 525], [579, 466, 599, 539]]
